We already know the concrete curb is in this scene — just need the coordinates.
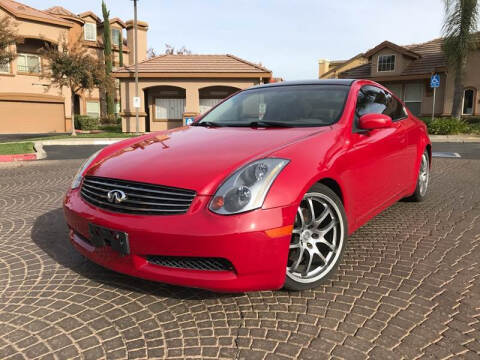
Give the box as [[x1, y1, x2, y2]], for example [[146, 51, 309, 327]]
[[39, 138, 125, 146], [0, 142, 47, 162], [33, 142, 47, 160], [430, 135, 480, 143]]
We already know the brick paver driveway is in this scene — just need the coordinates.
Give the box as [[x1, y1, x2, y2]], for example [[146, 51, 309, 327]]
[[0, 158, 479, 360]]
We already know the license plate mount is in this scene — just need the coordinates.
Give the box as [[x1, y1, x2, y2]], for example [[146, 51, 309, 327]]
[[88, 223, 130, 256]]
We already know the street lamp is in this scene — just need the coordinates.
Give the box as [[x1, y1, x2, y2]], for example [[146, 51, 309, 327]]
[[131, 0, 139, 134]]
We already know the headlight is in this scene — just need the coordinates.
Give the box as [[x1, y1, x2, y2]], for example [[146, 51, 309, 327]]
[[71, 150, 102, 189], [209, 158, 289, 215]]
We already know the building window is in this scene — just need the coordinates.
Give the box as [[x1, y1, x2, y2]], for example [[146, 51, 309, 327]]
[[115, 102, 120, 115], [86, 101, 100, 118], [463, 89, 475, 115], [17, 53, 41, 74], [404, 83, 423, 116], [84, 23, 97, 41], [155, 98, 185, 120], [0, 61, 10, 74], [378, 55, 395, 72], [112, 28, 121, 46]]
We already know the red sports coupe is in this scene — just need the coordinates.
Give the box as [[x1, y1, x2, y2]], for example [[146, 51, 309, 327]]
[[64, 79, 431, 292]]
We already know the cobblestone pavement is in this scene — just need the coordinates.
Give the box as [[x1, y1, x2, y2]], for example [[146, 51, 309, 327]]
[[0, 158, 479, 360]]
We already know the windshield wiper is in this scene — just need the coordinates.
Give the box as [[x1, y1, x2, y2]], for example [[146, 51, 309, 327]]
[[191, 121, 221, 127], [248, 121, 294, 128]]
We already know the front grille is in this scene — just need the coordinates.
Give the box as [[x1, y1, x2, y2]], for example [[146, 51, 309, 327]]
[[81, 176, 196, 215], [147, 256, 234, 272]]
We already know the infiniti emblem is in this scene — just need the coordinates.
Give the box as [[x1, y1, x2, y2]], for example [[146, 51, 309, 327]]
[[107, 189, 127, 204]]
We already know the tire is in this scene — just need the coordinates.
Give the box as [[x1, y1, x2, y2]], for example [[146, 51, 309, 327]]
[[284, 183, 348, 291], [405, 150, 430, 202]]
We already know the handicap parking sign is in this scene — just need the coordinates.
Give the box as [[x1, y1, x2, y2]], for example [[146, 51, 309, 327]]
[[430, 74, 440, 88]]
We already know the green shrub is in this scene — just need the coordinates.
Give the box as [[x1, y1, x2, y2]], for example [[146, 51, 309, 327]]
[[99, 124, 122, 132], [75, 115, 100, 130], [420, 117, 471, 135]]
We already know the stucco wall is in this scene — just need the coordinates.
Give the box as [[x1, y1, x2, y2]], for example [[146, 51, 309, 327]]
[[119, 78, 260, 132], [443, 50, 480, 116], [371, 49, 412, 78]]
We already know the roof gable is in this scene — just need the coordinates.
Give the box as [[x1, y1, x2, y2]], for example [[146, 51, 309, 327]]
[[0, 0, 72, 27], [364, 40, 421, 60], [109, 17, 126, 28], [78, 11, 100, 23]]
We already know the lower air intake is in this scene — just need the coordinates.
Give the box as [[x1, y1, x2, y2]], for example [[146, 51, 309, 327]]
[[146, 256, 234, 272]]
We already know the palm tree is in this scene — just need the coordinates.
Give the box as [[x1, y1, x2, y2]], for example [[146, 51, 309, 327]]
[[442, 0, 479, 119]]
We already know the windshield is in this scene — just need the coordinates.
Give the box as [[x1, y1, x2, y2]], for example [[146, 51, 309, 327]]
[[197, 85, 350, 127]]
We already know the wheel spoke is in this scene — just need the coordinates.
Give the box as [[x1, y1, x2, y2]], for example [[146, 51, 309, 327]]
[[289, 242, 300, 249], [304, 251, 314, 275], [292, 228, 302, 234], [312, 246, 326, 263], [319, 219, 337, 235], [314, 238, 336, 252], [307, 198, 315, 226], [314, 207, 330, 227], [292, 246, 305, 271], [297, 207, 305, 229]]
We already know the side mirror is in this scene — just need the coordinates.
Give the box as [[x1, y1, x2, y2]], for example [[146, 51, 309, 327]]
[[358, 113, 392, 130]]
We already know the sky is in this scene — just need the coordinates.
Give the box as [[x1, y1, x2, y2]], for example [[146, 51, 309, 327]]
[[23, 0, 445, 80]]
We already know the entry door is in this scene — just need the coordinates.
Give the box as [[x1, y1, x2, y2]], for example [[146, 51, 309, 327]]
[[342, 85, 407, 225], [199, 98, 222, 114], [155, 98, 185, 120]]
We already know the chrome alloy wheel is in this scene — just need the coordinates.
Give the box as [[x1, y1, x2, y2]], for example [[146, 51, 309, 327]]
[[286, 193, 344, 284], [418, 152, 429, 196]]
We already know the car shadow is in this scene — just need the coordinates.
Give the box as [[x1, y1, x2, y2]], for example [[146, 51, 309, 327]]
[[31, 208, 241, 300]]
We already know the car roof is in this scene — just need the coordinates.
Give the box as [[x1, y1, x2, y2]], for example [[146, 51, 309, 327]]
[[251, 79, 356, 90]]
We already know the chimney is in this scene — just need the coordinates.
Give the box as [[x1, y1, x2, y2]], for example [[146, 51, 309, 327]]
[[126, 20, 148, 64], [318, 59, 330, 78]]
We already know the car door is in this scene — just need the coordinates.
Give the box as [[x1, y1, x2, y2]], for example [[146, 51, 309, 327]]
[[342, 85, 408, 226]]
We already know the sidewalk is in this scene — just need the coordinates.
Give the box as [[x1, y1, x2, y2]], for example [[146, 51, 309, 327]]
[[429, 134, 480, 142]]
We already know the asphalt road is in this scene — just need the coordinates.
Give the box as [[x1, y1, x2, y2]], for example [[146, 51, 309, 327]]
[[432, 142, 480, 160], [44, 145, 106, 160], [43, 142, 480, 161], [0, 133, 68, 143]]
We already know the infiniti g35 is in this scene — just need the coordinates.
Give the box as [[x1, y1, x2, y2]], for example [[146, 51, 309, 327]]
[[63, 79, 431, 292]]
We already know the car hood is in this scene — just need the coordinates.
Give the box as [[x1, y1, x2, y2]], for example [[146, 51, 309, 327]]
[[88, 126, 326, 195]]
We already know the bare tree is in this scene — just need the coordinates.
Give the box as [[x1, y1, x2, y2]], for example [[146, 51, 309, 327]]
[[165, 43, 192, 55]]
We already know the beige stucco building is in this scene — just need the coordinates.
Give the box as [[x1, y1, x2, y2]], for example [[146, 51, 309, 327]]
[[319, 37, 480, 117], [0, 0, 132, 134], [114, 54, 272, 133]]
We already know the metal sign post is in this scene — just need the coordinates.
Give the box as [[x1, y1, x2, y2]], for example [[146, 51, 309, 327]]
[[430, 74, 440, 120]]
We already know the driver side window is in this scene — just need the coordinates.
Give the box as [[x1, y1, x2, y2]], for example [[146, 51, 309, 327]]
[[354, 86, 407, 131], [354, 85, 387, 130]]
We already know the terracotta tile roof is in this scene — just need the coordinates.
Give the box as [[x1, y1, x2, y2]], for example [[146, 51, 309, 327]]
[[338, 63, 371, 78], [115, 54, 271, 74], [339, 37, 450, 79], [0, 0, 71, 26]]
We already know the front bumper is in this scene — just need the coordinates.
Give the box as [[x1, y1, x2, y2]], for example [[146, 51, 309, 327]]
[[63, 189, 297, 292]]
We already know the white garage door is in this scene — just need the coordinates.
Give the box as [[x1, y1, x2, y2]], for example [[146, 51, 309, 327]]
[[200, 98, 223, 114], [155, 98, 185, 120]]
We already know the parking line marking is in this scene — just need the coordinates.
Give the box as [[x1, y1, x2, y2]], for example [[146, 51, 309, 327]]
[[432, 152, 461, 158]]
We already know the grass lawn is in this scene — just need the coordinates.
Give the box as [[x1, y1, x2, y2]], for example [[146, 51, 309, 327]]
[[0, 142, 35, 155]]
